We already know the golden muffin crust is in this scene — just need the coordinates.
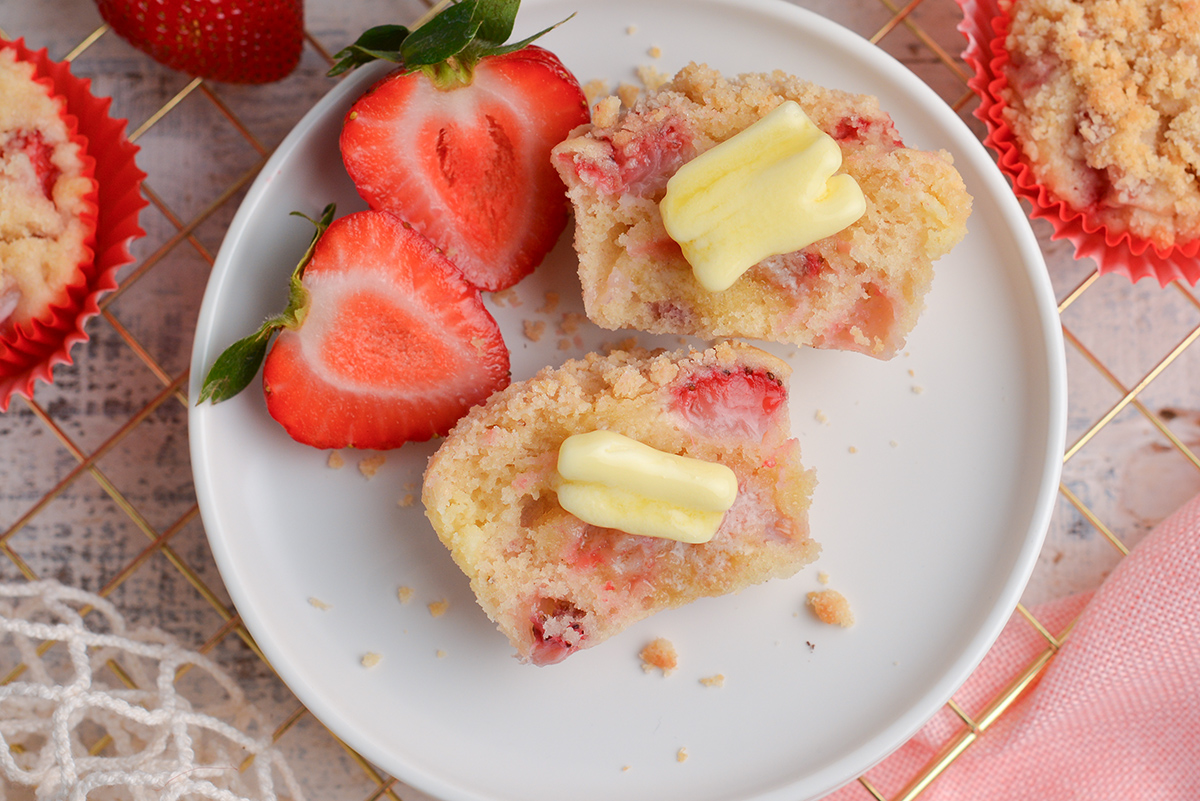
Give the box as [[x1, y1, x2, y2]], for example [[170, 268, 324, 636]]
[[552, 63, 971, 359]]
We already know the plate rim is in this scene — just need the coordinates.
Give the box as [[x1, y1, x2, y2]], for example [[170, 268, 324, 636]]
[[188, 0, 1068, 798]]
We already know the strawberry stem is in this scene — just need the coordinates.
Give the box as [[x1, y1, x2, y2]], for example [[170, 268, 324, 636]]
[[422, 56, 475, 89]]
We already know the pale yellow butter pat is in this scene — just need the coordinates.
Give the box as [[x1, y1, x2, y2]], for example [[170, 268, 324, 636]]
[[556, 430, 737, 544], [660, 100, 866, 292]]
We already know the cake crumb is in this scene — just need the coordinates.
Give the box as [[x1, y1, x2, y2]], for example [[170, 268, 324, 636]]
[[361, 652, 382, 668], [558, 311, 589, 335], [699, 673, 725, 688], [814, 409, 829, 425], [636, 63, 670, 91], [582, 78, 610, 106], [889, 440, 899, 448], [592, 94, 622, 127], [648, 45, 662, 59], [326, 451, 345, 469], [435, 649, 447, 659], [602, 337, 641, 355], [817, 570, 831, 586], [676, 747, 689, 763], [538, 291, 560, 314], [308, 596, 332, 611], [523, 319, 546, 342], [806, 640, 816, 652], [491, 288, 521, 307], [358, 454, 386, 478], [625, 24, 637, 35], [428, 599, 450, 618], [639, 637, 678, 675], [397, 493, 415, 508], [908, 368, 916, 377], [557, 338, 573, 351], [808, 589, 855, 628], [848, 445, 858, 454], [616, 82, 641, 107], [622, 764, 632, 772], [397, 586, 414, 604], [911, 385, 925, 395]]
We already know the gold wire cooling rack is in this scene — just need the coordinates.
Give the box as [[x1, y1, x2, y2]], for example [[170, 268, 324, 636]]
[[3, 0, 1198, 798]]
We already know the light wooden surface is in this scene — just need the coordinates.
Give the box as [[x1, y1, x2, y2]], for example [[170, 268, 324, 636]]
[[3, 1, 1198, 798]]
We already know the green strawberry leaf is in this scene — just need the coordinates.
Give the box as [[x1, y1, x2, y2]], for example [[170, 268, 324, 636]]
[[472, 14, 574, 59], [196, 204, 335, 405], [327, 0, 571, 83], [401, 1, 482, 68], [472, 0, 520, 46], [328, 25, 411, 76], [195, 328, 275, 405]]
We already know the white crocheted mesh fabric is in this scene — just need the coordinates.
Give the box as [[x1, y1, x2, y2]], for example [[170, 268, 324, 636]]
[[0, 580, 304, 801]]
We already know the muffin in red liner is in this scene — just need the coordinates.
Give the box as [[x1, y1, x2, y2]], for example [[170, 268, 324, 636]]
[[0, 37, 146, 411], [956, 0, 1200, 286]]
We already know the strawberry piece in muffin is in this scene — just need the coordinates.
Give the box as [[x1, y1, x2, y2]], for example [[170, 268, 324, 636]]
[[332, 0, 589, 291], [423, 341, 818, 665], [198, 206, 510, 450]]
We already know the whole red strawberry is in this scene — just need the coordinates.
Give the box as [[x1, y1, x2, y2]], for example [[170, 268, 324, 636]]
[[198, 205, 510, 450], [331, 0, 589, 291], [95, 0, 304, 84]]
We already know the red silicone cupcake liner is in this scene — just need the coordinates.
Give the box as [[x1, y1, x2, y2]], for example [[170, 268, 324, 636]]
[[0, 38, 147, 412], [955, 0, 1200, 287]]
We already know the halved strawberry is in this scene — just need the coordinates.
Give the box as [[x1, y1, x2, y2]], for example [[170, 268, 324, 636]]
[[331, 1, 589, 291], [198, 206, 510, 450]]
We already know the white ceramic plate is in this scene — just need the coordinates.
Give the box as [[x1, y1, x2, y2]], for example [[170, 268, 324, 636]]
[[190, 1, 1066, 799]]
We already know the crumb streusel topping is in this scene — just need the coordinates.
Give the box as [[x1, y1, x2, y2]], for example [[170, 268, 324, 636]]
[[1002, 0, 1200, 247]]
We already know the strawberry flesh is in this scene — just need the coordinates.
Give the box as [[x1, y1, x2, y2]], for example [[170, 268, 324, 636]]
[[339, 46, 589, 291], [673, 366, 788, 440], [2, 130, 59, 201], [262, 209, 509, 450], [567, 114, 696, 198], [529, 597, 587, 666], [833, 113, 905, 148]]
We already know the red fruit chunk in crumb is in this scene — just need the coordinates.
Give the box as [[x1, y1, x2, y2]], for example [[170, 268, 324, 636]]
[[833, 113, 904, 148], [3, 130, 59, 200], [529, 597, 587, 666], [803, 250, 827, 279], [673, 366, 788, 440], [340, 46, 589, 292], [566, 115, 696, 198], [262, 209, 510, 450]]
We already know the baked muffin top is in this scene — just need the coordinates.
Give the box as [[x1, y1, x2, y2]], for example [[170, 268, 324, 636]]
[[0, 46, 94, 330], [1001, 0, 1200, 247]]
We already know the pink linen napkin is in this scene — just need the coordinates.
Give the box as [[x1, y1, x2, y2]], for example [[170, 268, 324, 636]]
[[823, 491, 1200, 801]]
